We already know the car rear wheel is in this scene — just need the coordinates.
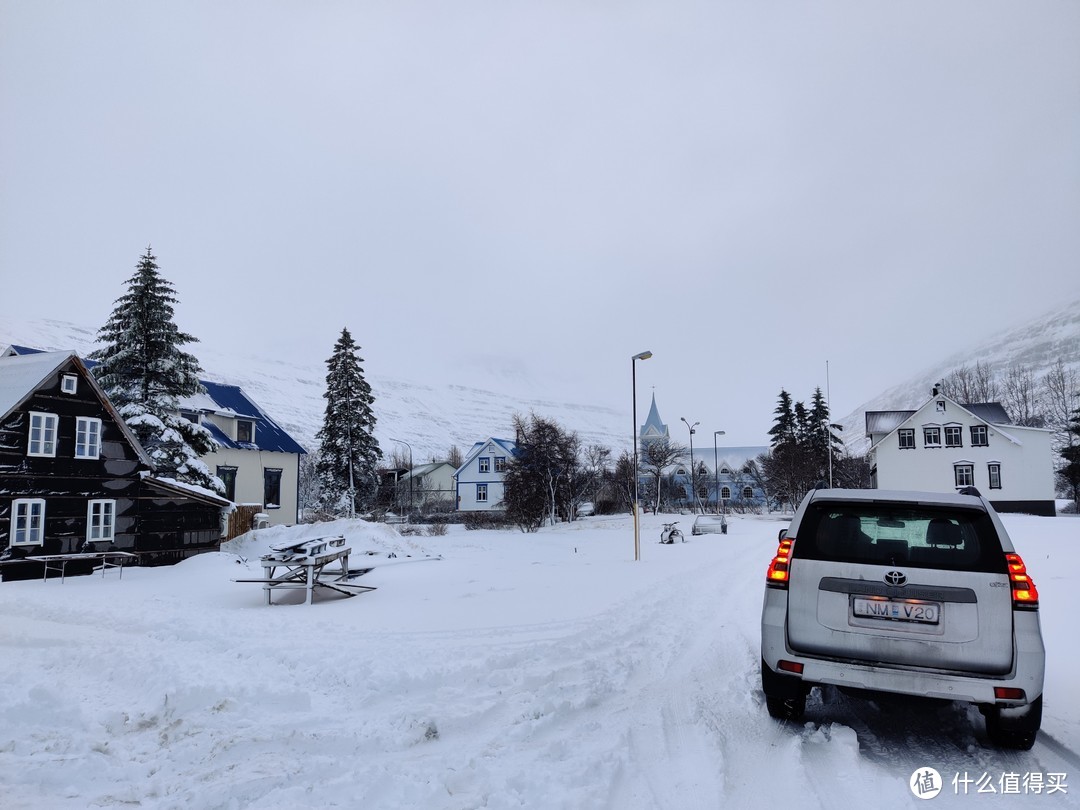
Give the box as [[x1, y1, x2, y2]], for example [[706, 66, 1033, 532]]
[[761, 658, 808, 721], [984, 695, 1042, 750]]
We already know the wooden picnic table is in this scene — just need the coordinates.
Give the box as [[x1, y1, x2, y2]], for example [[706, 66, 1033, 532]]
[[23, 551, 138, 583], [233, 536, 377, 605]]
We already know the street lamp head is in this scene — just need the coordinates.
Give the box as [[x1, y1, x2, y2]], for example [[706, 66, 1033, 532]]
[[714, 430, 726, 437], [632, 350, 653, 361]]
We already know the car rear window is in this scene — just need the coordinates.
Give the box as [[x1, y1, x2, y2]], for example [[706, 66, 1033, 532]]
[[792, 501, 1007, 573]]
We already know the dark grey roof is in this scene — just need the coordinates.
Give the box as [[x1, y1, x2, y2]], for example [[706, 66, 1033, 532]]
[[964, 403, 1012, 425], [865, 410, 915, 435]]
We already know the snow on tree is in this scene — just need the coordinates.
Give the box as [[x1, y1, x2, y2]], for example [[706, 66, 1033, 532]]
[[315, 328, 382, 516], [90, 247, 223, 494]]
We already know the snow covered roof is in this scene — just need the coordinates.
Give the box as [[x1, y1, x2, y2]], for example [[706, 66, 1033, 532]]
[[4, 344, 306, 456], [456, 437, 519, 476]]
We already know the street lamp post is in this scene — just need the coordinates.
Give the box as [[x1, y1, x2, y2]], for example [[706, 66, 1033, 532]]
[[631, 350, 652, 561], [713, 429, 726, 515], [389, 438, 413, 520], [680, 418, 699, 513]]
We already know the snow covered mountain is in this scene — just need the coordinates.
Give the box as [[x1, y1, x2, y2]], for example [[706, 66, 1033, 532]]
[[0, 315, 628, 462], [5, 297, 1078, 464], [836, 296, 1080, 453]]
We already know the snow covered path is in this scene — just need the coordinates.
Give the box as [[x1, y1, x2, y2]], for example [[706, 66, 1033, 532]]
[[1, 514, 1077, 808]]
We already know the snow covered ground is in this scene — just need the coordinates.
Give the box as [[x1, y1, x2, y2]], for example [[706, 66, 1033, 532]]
[[1, 511, 1078, 809]]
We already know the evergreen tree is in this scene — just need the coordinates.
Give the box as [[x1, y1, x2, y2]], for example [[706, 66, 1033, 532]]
[[768, 390, 796, 449], [1059, 403, 1080, 510], [315, 328, 381, 516], [91, 247, 222, 493]]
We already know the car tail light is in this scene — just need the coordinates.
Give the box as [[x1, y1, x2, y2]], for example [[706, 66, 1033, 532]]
[[766, 538, 794, 588], [778, 660, 804, 675], [994, 687, 1026, 701], [1005, 553, 1039, 610]]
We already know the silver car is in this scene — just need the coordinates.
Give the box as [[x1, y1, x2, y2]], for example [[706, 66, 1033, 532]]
[[760, 487, 1045, 749]]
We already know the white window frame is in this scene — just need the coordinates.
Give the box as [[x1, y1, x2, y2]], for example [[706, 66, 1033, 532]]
[[11, 499, 46, 546], [478, 457, 491, 474], [923, 426, 942, 447], [944, 424, 963, 448], [61, 374, 78, 394], [720, 486, 731, 500], [28, 412, 59, 457], [476, 483, 488, 503], [75, 417, 102, 459], [742, 486, 754, 499], [954, 464, 974, 488], [87, 499, 116, 543], [494, 456, 507, 473]]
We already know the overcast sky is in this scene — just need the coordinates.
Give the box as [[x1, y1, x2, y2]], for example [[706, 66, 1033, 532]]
[[2, 1, 1078, 447]]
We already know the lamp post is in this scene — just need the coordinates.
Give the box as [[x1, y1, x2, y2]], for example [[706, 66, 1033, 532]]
[[713, 429, 726, 515], [389, 438, 413, 520], [680, 417, 699, 513], [631, 350, 652, 561]]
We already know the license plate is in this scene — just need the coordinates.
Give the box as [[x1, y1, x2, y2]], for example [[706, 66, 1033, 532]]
[[852, 597, 941, 624]]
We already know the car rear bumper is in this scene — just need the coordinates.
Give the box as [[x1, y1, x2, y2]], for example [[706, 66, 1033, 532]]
[[761, 590, 1045, 706]]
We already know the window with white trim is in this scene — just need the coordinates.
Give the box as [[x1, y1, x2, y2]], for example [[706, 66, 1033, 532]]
[[12, 499, 46, 545], [898, 429, 915, 449], [970, 425, 988, 447], [494, 457, 507, 473], [988, 463, 1002, 490], [953, 464, 974, 488], [61, 374, 78, 394], [476, 483, 488, 502], [743, 486, 754, 499], [28, 412, 58, 457], [75, 417, 102, 459], [236, 419, 254, 443], [721, 486, 731, 500], [944, 425, 962, 447], [478, 457, 490, 473], [923, 426, 941, 447], [87, 499, 116, 543]]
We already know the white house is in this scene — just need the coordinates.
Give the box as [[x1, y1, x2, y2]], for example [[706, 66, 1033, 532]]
[[454, 438, 519, 511], [177, 380, 306, 527], [395, 461, 457, 512], [865, 387, 1055, 516]]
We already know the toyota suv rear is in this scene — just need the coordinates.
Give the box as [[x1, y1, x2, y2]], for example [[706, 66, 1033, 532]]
[[760, 488, 1045, 749]]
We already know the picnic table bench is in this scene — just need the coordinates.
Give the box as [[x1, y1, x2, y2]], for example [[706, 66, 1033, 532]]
[[233, 536, 377, 605], [23, 551, 138, 583]]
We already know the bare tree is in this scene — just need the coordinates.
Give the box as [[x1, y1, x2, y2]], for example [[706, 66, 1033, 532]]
[[1001, 364, 1044, 426], [942, 361, 998, 403], [446, 444, 464, 468], [638, 438, 687, 513]]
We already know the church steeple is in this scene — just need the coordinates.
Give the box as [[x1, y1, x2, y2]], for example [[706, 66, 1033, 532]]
[[639, 393, 670, 445]]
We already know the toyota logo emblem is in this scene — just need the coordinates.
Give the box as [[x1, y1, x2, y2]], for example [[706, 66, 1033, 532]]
[[884, 571, 907, 587]]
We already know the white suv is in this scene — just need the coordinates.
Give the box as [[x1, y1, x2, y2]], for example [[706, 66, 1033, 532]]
[[760, 487, 1045, 749]]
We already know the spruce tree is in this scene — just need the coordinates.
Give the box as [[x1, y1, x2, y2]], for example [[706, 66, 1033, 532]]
[[91, 247, 223, 493], [315, 328, 382, 516]]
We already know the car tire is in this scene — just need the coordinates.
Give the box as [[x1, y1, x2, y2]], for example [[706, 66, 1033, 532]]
[[984, 695, 1042, 750], [761, 658, 808, 721]]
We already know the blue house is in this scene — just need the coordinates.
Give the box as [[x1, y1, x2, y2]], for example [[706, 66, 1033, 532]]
[[454, 437, 519, 511]]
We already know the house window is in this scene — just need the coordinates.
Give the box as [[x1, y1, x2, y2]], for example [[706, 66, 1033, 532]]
[[478, 457, 490, 474], [87, 499, 116, 542], [263, 468, 282, 509], [476, 483, 488, 503], [698, 486, 708, 500], [936, 400, 946, 413], [75, 417, 102, 459], [12, 499, 46, 545], [180, 410, 200, 424], [217, 466, 238, 501], [971, 425, 988, 447], [944, 425, 962, 448], [898, 429, 915, 449], [61, 374, 78, 394], [988, 463, 1002, 490], [923, 427, 941, 447], [721, 467, 731, 475], [28, 412, 58, 457], [954, 464, 974, 488], [236, 420, 254, 443], [494, 457, 507, 473], [743, 486, 754, 499], [721, 486, 731, 500]]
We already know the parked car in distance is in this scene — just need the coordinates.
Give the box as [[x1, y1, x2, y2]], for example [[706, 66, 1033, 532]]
[[577, 502, 595, 517], [760, 487, 1045, 749], [691, 514, 727, 535]]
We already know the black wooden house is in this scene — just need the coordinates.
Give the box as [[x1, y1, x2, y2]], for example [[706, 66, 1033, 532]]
[[0, 351, 230, 578]]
